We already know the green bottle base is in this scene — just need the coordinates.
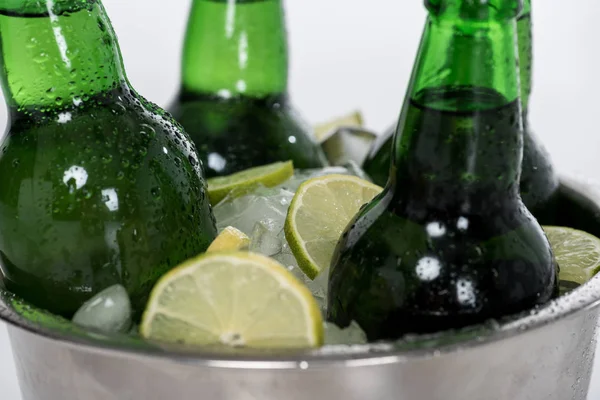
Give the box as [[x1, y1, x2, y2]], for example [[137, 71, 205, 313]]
[[362, 126, 561, 225]]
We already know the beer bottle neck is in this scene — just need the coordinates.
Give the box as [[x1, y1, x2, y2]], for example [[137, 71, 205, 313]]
[[415, 2, 521, 103], [181, 0, 288, 99], [0, 0, 126, 110], [517, 0, 532, 113], [391, 1, 523, 201]]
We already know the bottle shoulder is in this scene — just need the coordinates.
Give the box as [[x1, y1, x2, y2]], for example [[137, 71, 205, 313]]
[[0, 90, 208, 205], [9, 87, 187, 138], [335, 188, 554, 267], [168, 92, 302, 124], [165, 91, 328, 176]]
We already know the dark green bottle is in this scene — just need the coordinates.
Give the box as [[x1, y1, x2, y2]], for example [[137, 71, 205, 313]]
[[168, 0, 327, 177], [328, 0, 558, 341], [0, 0, 217, 317], [363, 0, 559, 225]]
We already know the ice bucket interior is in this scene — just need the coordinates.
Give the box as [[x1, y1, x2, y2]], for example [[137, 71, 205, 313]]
[[0, 176, 599, 367]]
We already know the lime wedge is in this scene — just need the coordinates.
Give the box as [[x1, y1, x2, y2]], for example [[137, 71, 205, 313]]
[[140, 252, 323, 349], [207, 161, 294, 205], [314, 111, 364, 143], [285, 175, 383, 279], [207, 227, 250, 253], [544, 226, 600, 285]]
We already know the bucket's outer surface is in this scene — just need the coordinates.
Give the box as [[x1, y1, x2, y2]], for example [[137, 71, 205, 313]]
[[3, 176, 600, 400], [8, 309, 600, 400]]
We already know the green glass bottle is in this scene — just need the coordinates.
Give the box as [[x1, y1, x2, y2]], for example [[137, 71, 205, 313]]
[[363, 0, 559, 225], [328, 0, 558, 341], [0, 0, 217, 317], [168, 0, 327, 178]]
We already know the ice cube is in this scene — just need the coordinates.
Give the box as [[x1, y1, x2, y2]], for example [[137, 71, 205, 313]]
[[72, 284, 132, 334], [275, 255, 298, 272], [273, 238, 299, 269], [212, 170, 363, 316], [304, 268, 329, 312], [343, 161, 373, 182], [277, 167, 347, 192], [213, 187, 294, 235], [283, 262, 329, 313], [213, 166, 371, 239], [324, 321, 368, 345], [249, 222, 283, 257], [320, 127, 378, 166]]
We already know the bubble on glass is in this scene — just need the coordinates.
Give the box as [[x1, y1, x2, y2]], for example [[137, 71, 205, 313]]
[[426, 222, 446, 238], [416, 257, 442, 282]]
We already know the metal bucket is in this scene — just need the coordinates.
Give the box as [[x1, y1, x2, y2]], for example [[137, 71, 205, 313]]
[[2, 176, 600, 400]]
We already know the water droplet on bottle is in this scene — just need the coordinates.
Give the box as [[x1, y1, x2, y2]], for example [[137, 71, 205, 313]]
[[33, 51, 49, 64], [45, 87, 56, 99], [26, 37, 37, 49]]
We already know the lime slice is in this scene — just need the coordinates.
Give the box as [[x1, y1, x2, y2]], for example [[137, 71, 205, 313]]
[[544, 226, 600, 285], [285, 175, 383, 279], [207, 161, 294, 205], [140, 252, 324, 349], [314, 111, 364, 143], [207, 227, 250, 253]]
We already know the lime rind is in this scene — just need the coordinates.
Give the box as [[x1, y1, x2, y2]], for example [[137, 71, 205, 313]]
[[207, 161, 294, 205]]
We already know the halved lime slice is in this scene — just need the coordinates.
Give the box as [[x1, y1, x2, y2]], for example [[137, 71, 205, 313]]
[[207, 161, 294, 205], [544, 226, 600, 285], [207, 227, 250, 253], [140, 252, 323, 349], [285, 175, 383, 279]]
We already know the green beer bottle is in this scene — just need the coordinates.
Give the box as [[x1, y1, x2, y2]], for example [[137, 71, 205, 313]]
[[363, 0, 559, 225], [0, 0, 217, 317], [169, 0, 327, 178], [328, 0, 558, 340]]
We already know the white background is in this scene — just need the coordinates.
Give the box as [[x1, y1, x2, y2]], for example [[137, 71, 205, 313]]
[[1, 0, 600, 398]]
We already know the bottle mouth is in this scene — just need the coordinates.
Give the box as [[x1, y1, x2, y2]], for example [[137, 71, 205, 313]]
[[425, 0, 522, 20], [0, 0, 96, 18]]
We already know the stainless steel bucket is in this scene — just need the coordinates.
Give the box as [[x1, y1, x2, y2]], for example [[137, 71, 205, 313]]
[[2, 177, 600, 400]]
